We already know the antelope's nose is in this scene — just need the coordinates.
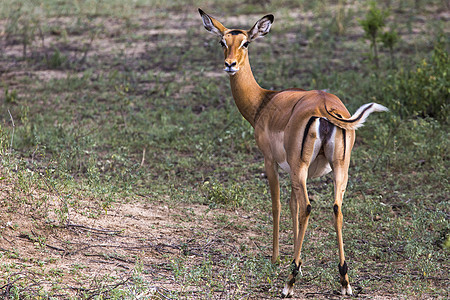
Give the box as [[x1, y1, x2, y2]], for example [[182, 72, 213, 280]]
[[224, 61, 237, 68]]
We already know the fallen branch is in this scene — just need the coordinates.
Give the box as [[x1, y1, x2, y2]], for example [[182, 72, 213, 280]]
[[67, 223, 123, 235], [21, 230, 67, 253], [84, 252, 136, 264], [88, 259, 130, 270]]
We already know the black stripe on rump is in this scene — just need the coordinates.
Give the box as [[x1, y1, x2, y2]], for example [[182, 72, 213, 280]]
[[300, 117, 318, 160], [342, 129, 346, 160]]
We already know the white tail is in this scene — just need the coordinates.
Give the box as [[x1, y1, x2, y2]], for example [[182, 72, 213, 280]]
[[326, 102, 389, 130]]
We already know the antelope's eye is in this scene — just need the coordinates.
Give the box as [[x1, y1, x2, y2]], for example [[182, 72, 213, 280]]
[[242, 41, 250, 48], [219, 40, 226, 48]]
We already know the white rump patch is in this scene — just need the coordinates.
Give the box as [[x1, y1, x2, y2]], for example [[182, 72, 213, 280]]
[[324, 125, 336, 163], [310, 118, 322, 164]]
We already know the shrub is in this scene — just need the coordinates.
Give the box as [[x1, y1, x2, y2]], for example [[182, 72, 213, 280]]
[[377, 40, 449, 123]]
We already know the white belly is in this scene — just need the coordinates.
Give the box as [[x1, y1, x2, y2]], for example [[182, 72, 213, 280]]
[[308, 155, 332, 178], [278, 160, 291, 173]]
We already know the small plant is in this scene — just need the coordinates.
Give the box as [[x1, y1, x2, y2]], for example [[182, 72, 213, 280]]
[[4, 85, 18, 104], [380, 28, 400, 67], [359, 2, 389, 68], [47, 48, 67, 69], [0, 124, 8, 156], [202, 179, 246, 208], [333, 0, 353, 36], [444, 235, 450, 251]]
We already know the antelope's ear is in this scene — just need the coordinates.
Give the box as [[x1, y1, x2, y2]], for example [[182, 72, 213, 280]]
[[248, 14, 274, 41], [198, 9, 226, 37]]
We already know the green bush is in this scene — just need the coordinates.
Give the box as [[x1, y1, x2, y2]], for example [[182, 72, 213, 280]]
[[378, 41, 449, 123]]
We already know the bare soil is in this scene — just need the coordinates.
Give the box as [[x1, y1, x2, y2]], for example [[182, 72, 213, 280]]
[[0, 171, 408, 299], [0, 175, 296, 299]]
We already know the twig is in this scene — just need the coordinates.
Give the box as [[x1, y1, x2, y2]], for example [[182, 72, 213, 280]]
[[252, 240, 265, 255], [305, 292, 340, 298], [84, 252, 135, 264], [425, 276, 450, 281], [2, 235, 14, 245], [7, 109, 14, 154], [26, 230, 66, 253], [301, 273, 321, 283], [67, 223, 123, 235], [79, 28, 98, 65], [66, 242, 161, 256], [44, 243, 66, 252], [139, 147, 146, 168], [88, 259, 130, 270]]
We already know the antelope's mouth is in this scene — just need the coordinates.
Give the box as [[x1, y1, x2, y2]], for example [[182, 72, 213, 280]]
[[223, 66, 239, 75]]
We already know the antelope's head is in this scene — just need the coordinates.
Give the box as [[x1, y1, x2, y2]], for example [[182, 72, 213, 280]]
[[199, 9, 274, 76]]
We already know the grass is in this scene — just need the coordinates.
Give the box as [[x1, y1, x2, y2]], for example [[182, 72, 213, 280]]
[[1, 0, 449, 299]]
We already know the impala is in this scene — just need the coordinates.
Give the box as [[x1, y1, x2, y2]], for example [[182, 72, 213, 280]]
[[199, 9, 388, 297]]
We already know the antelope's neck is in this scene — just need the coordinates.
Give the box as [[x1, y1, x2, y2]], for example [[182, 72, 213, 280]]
[[228, 56, 271, 127]]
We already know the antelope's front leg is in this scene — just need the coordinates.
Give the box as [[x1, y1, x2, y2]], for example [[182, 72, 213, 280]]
[[265, 159, 281, 263]]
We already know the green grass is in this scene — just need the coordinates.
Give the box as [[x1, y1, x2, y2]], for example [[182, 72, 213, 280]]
[[1, 0, 449, 299]]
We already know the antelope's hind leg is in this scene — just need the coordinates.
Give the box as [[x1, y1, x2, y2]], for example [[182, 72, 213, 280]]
[[282, 117, 322, 298], [327, 128, 353, 296]]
